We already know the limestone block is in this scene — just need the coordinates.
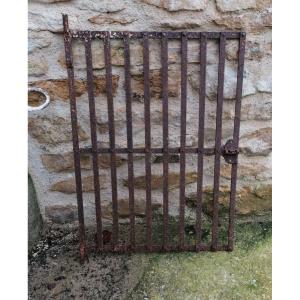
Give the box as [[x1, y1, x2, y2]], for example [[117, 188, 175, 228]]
[[45, 205, 77, 224], [240, 127, 272, 156], [216, 0, 257, 12], [28, 116, 88, 145], [188, 63, 256, 99], [124, 172, 198, 190], [28, 31, 52, 54], [102, 198, 161, 219], [88, 15, 137, 25], [28, 56, 48, 77], [76, 0, 125, 13], [30, 75, 119, 101], [214, 10, 271, 31], [142, 0, 208, 11], [51, 175, 108, 194], [41, 152, 126, 172], [30, 0, 72, 3]]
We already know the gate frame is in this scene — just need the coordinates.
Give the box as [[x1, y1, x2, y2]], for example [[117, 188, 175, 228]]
[[62, 14, 246, 261]]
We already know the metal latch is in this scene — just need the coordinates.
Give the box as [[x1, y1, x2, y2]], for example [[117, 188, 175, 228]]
[[221, 139, 239, 164]]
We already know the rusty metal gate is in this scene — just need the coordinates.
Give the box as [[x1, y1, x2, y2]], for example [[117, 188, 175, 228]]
[[62, 15, 245, 260]]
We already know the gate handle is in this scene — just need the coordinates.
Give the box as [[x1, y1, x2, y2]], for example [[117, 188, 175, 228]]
[[28, 87, 50, 112]]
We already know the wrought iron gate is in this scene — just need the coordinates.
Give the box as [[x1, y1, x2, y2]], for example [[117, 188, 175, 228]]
[[62, 15, 245, 260]]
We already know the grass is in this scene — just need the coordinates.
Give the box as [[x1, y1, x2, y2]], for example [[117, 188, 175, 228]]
[[128, 222, 272, 300]]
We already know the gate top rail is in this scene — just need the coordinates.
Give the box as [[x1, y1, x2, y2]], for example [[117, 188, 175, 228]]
[[68, 31, 244, 40]]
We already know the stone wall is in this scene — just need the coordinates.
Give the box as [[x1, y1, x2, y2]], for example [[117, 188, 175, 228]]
[[28, 0, 272, 228]]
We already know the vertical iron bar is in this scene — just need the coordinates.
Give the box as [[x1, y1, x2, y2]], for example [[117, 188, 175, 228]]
[[63, 14, 86, 261], [103, 32, 119, 248], [161, 33, 169, 250], [228, 33, 246, 251], [179, 32, 188, 250], [196, 33, 207, 251], [84, 33, 103, 251], [211, 33, 226, 251], [124, 34, 136, 249], [143, 33, 153, 250]]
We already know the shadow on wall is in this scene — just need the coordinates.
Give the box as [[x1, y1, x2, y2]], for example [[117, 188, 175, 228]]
[[28, 174, 43, 251]]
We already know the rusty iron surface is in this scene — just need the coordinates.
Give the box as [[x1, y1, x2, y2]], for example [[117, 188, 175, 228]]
[[62, 14, 246, 261]]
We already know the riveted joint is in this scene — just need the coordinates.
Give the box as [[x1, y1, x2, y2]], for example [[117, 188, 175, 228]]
[[66, 58, 73, 69]]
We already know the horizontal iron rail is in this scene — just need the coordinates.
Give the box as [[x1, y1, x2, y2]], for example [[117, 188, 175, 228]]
[[79, 147, 223, 155], [70, 31, 243, 40], [93, 244, 228, 253]]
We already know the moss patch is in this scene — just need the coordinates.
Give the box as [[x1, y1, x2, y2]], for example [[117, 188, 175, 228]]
[[128, 222, 272, 300]]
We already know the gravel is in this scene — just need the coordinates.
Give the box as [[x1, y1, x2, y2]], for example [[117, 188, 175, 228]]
[[28, 224, 149, 300]]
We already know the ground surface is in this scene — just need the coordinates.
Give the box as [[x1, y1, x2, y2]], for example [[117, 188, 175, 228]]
[[28, 224, 149, 300], [28, 222, 271, 299], [129, 223, 272, 300]]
